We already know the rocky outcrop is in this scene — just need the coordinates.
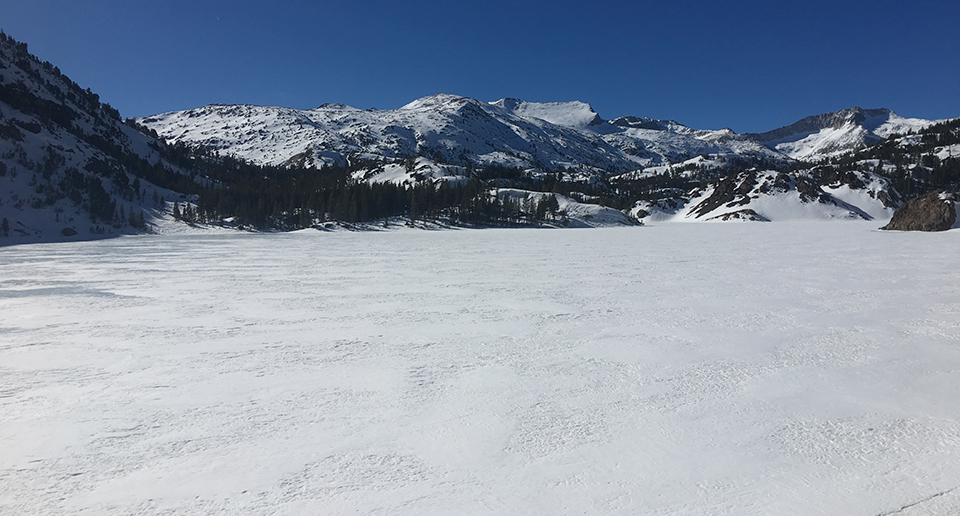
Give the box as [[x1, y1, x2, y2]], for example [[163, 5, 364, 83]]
[[707, 209, 768, 221], [688, 171, 759, 218], [881, 192, 957, 231]]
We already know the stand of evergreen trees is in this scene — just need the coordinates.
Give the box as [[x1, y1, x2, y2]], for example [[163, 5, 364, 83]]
[[148, 143, 570, 229]]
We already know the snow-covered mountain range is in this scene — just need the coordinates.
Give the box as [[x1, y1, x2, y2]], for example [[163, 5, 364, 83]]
[[4, 29, 960, 244], [139, 95, 941, 177]]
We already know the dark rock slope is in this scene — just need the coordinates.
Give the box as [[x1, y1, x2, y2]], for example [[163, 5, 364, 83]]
[[881, 191, 957, 231]]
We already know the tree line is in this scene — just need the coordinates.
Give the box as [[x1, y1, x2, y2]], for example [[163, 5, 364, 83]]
[[159, 146, 568, 229]]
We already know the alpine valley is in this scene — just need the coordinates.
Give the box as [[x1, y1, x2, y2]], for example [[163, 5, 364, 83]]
[[8, 31, 960, 516], [2, 32, 960, 244]]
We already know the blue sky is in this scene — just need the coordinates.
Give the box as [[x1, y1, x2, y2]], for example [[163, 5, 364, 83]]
[[2, 0, 959, 133]]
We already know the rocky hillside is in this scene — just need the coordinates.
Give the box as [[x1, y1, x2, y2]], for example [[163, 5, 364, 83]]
[[630, 168, 902, 223], [0, 32, 196, 243], [624, 116, 960, 226]]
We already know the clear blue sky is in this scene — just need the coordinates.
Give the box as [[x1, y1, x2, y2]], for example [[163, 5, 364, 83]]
[[2, 0, 959, 133]]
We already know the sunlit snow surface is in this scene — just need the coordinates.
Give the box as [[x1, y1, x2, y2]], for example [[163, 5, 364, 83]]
[[3, 223, 960, 515]]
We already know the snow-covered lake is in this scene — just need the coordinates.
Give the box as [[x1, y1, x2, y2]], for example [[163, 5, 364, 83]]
[[3, 223, 960, 515]]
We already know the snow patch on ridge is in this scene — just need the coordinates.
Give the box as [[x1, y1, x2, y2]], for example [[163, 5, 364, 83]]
[[490, 98, 605, 131]]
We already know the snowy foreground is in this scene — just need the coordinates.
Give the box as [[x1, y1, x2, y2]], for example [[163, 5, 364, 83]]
[[3, 223, 960, 516]]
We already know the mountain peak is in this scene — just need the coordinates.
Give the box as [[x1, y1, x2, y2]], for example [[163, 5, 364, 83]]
[[610, 116, 676, 131], [314, 103, 357, 111], [748, 107, 892, 144], [743, 106, 937, 160], [400, 93, 478, 111], [490, 97, 523, 111], [490, 98, 604, 130]]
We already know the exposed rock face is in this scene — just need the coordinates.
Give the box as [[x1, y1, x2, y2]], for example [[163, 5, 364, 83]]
[[707, 209, 768, 222], [688, 171, 759, 218], [668, 168, 899, 222], [746, 107, 890, 144], [881, 192, 957, 231]]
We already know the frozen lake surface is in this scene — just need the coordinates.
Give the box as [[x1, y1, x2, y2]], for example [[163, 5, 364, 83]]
[[2, 222, 960, 515]]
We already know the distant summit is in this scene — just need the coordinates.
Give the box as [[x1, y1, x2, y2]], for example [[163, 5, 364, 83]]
[[745, 107, 938, 160], [490, 98, 606, 130]]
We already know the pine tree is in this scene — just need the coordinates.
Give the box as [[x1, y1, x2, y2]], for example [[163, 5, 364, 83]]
[[172, 201, 181, 221], [535, 196, 548, 221], [128, 211, 145, 229], [298, 208, 311, 228], [409, 188, 420, 222], [545, 194, 560, 218]]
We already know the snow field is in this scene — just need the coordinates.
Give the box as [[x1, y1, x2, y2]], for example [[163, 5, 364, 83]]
[[2, 223, 960, 515]]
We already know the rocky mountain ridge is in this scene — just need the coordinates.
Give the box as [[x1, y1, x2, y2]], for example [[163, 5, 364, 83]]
[[139, 95, 943, 179]]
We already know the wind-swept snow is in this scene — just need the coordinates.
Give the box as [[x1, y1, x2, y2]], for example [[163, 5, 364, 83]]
[[3, 224, 960, 515]]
